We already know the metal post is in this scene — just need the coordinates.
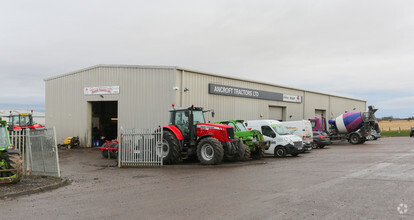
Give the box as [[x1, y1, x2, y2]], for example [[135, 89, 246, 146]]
[[53, 127, 61, 177]]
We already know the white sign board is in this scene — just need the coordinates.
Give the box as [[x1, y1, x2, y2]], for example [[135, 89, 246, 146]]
[[283, 94, 302, 103], [84, 86, 120, 95]]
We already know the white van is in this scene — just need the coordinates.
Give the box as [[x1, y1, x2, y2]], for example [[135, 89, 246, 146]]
[[244, 120, 303, 157], [282, 120, 314, 151]]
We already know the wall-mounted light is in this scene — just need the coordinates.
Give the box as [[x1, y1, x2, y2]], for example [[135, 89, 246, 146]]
[[100, 95, 104, 98], [184, 88, 189, 92], [289, 115, 292, 118], [172, 86, 179, 91], [353, 108, 356, 110], [260, 113, 263, 118]]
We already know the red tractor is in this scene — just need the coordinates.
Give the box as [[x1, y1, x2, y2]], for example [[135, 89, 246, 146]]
[[161, 105, 245, 165], [7, 110, 44, 131]]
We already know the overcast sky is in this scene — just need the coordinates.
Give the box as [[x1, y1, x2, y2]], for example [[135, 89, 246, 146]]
[[1, 0, 413, 118]]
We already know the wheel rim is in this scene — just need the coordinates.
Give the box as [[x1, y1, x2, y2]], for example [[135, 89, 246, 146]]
[[276, 148, 284, 157], [161, 140, 170, 158], [201, 144, 214, 161], [351, 136, 358, 143]]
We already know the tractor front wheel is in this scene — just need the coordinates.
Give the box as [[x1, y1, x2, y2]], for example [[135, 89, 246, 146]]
[[161, 131, 181, 165], [197, 137, 224, 165], [251, 145, 265, 160], [242, 144, 251, 161]]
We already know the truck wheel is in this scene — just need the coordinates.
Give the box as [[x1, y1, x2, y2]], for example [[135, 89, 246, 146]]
[[274, 146, 286, 158], [358, 138, 366, 144], [7, 153, 23, 184], [349, 134, 360, 145], [197, 137, 224, 165], [251, 146, 264, 160], [161, 131, 181, 165], [242, 144, 251, 161]]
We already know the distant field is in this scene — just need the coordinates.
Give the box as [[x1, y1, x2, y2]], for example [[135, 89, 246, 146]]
[[378, 120, 414, 131]]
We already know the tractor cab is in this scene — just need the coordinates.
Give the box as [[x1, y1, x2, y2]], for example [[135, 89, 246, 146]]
[[169, 106, 206, 141], [7, 111, 44, 131]]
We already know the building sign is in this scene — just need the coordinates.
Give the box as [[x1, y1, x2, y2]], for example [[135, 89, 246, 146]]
[[84, 86, 120, 95], [283, 94, 302, 103], [208, 83, 302, 103]]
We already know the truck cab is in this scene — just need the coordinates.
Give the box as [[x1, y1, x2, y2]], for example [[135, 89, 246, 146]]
[[244, 120, 302, 157]]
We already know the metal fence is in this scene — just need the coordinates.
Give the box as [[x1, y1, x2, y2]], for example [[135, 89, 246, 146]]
[[118, 128, 163, 167], [10, 127, 60, 177]]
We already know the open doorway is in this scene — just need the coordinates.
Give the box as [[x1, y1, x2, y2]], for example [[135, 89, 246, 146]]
[[91, 101, 118, 146]]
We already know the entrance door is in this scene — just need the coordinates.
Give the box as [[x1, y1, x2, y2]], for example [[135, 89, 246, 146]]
[[90, 101, 118, 147]]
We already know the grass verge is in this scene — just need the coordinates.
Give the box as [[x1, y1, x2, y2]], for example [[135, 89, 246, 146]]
[[380, 130, 410, 137]]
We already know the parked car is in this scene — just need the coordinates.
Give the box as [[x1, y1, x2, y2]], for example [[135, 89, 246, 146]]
[[312, 131, 331, 148], [410, 127, 414, 137]]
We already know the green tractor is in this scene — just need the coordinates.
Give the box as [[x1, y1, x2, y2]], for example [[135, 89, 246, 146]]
[[215, 120, 269, 160], [0, 120, 23, 183]]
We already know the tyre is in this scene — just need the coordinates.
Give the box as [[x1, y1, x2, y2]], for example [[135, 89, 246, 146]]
[[359, 138, 366, 144], [274, 146, 286, 158], [291, 153, 299, 157], [108, 143, 119, 159], [251, 145, 264, 160], [196, 137, 224, 165], [101, 150, 109, 158], [318, 145, 325, 149], [224, 139, 244, 162], [311, 142, 318, 149], [349, 134, 360, 145], [242, 144, 251, 161], [161, 131, 181, 165], [7, 153, 23, 184]]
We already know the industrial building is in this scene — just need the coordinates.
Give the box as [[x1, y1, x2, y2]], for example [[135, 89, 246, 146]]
[[44, 65, 366, 147]]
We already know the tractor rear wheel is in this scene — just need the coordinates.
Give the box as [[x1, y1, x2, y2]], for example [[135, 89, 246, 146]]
[[161, 131, 181, 165], [197, 137, 224, 165], [251, 145, 264, 160], [8, 153, 23, 184]]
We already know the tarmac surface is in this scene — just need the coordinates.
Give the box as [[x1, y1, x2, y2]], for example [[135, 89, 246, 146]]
[[0, 137, 413, 219]]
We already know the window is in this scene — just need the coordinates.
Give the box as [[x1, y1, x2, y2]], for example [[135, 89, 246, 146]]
[[261, 126, 276, 138], [227, 122, 236, 130], [236, 122, 248, 132], [271, 124, 290, 135]]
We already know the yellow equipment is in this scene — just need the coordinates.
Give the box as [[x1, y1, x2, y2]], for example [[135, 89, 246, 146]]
[[64, 136, 80, 149]]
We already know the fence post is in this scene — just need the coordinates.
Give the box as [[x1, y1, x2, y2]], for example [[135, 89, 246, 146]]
[[53, 127, 61, 177]]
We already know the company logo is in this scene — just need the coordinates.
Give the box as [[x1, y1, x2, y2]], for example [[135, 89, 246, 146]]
[[397, 203, 408, 215]]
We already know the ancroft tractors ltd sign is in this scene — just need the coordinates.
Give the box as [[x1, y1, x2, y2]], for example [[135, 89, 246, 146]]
[[84, 86, 120, 95], [208, 83, 302, 103]]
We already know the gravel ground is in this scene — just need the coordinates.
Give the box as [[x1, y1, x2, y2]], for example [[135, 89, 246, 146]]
[[0, 175, 66, 199]]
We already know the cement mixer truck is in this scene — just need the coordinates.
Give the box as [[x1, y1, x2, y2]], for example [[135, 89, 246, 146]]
[[309, 106, 378, 144]]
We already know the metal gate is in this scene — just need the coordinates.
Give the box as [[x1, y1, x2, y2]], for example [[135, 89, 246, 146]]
[[118, 128, 163, 167], [10, 127, 60, 177]]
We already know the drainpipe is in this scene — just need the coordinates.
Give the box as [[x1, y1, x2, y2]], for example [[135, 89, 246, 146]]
[[181, 70, 184, 107]]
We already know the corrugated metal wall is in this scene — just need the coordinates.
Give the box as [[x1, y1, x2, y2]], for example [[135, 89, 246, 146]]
[[45, 65, 366, 147], [45, 66, 176, 146], [175, 69, 366, 122]]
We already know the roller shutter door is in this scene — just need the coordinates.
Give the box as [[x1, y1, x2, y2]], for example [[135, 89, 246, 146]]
[[269, 107, 283, 121]]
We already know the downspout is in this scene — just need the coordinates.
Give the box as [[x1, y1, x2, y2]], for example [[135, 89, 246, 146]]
[[181, 70, 184, 107]]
